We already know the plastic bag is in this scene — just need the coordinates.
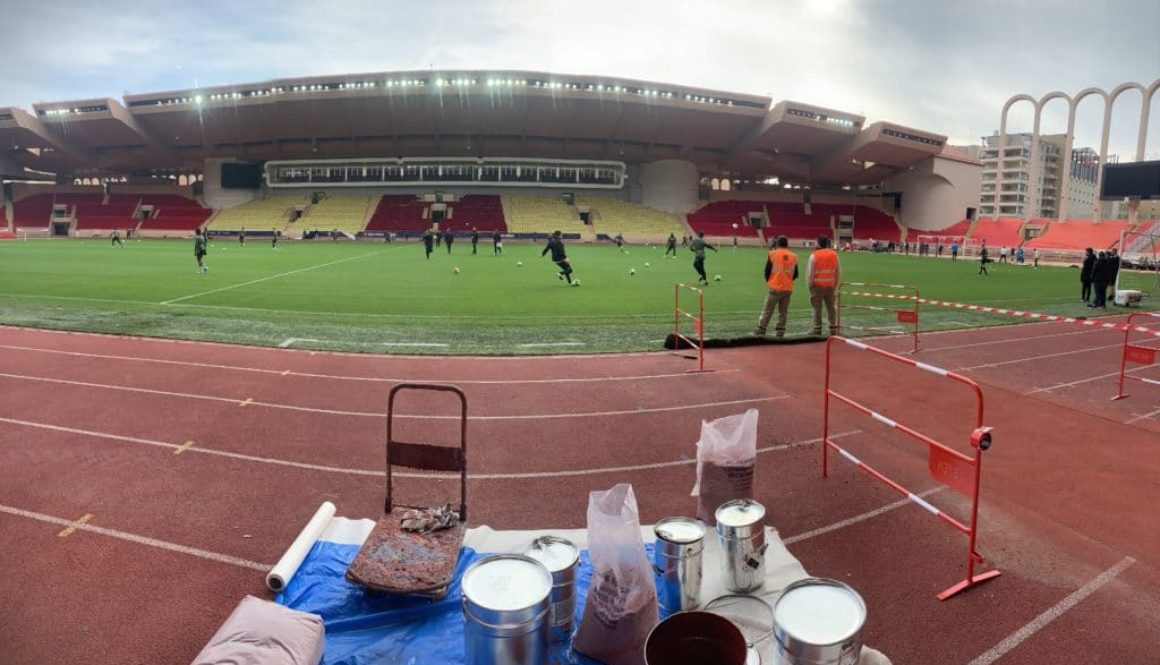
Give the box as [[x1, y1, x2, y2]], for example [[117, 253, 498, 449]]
[[573, 483, 659, 665], [690, 409, 758, 524]]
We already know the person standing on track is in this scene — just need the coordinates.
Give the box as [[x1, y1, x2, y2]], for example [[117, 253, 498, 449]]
[[110, 229, 123, 247], [540, 230, 575, 285], [978, 244, 990, 275], [1080, 247, 1095, 302], [194, 228, 208, 274], [423, 228, 434, 260], [689, 231, 717, 285], [493, 230, 503, 255], [754, 235, 798, 338], [665, 233, 677, 257], [806, 235, 840, 336], [471, 228, 479, 255]]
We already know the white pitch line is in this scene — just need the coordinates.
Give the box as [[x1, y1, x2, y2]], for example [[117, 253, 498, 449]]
[[0, 503, 267, 572], [0, 415, 853, 480], [0, 343, 735, 384], [965, 557, 1135, 665], [159, 251, 381, 305], [0, 371, 783, 420], [518, 342, 586, 348], [957, 343, 1123, 371], [782, 487, 948, 545]]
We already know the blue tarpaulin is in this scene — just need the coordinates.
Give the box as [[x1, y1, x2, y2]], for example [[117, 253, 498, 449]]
[[276, 539, 663, 665]]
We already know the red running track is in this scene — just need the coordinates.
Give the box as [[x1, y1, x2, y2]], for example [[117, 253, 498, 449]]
[[0, 323, 1156, 665]]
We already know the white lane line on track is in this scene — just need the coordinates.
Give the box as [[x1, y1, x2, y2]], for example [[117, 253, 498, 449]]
[[1124, 407, 1160, 425], [0, 503, 268, 571], [0, 344, 736, 384], [913, 327, 1107, 353], [159, 251, 382, 305], [965, 556, 1135, 665], [1027, 366, 1152, 394], [0, 415, 854, 480], [956, 343, 1124, 371], [518, 342, 586, 348], [0, 372, 783, 420], [782, 486, 948, 545]]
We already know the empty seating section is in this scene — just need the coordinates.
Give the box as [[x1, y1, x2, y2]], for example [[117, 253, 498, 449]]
[[62, 194, 139, 231], [503, 196, 583, 234], [686, 201, 761, 237], [1024, 220, 1134, 251], [578, 197, 684, 238], [13, 194, 55, 228], [209, 196, 303, 232], [970, 217, 1024, 248], [138, 195, 212, 232], [303, 196, 374, 233], [910, 219, 971, 241], [851, 207, 901, 242], [442, 195, 507, 233], [365, 195, 428, 232]]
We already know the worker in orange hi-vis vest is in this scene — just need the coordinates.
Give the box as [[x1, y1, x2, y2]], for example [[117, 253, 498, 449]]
[[807, 235, 841, 336], [754, 235, 798, 338]]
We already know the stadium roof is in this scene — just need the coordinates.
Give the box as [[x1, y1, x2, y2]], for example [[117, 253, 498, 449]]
[[0, 70, 954, 185]]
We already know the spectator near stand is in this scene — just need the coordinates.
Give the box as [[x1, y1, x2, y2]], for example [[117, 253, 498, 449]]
[[807, 235, 840, 336], [1080, 248, 1095, 302], [754, 236, 798, 338]]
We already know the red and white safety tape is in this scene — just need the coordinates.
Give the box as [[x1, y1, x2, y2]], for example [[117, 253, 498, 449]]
[[842, 291, 1160, 338]]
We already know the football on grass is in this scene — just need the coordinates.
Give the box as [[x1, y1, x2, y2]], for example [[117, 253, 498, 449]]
[[517, 261, 523, 267], [629, 268, 636, 275], [714, 274, 722, 281], [453, 267, 460, 274], [572, 280, 581, 287]]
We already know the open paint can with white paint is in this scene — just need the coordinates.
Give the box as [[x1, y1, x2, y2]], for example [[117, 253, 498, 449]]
[[523, 535, 579, 644], [772, 577, 866, 665], [461, 554, 553, 665]]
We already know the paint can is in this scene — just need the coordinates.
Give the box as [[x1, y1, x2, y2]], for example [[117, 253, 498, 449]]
[[653, 517, 707, 613], [714, 499, 767, 593], [461, 554, 553, 665], [644, 610, 749, 665], [772, 578, 866, 665], [705, 594, 773, 665], [523, 536, 579, 643]]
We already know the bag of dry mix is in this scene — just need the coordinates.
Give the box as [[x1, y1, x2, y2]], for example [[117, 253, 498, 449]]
[[573, 483, 659, 665], [690, 409, 758, 524]]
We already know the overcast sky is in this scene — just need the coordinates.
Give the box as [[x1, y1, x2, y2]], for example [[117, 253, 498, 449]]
[[2, 0, 1158, 159]]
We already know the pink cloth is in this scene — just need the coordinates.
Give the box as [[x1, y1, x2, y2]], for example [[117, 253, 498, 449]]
[[191, 595, 324, 665]]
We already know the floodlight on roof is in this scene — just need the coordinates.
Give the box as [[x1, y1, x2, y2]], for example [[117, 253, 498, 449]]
[[194, 95, 204, 105]]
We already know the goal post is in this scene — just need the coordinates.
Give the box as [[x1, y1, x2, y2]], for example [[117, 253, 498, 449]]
[[1116, 226, 1160, 300]]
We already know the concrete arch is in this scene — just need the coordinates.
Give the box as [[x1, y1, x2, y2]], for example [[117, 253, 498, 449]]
[[997, 94, 1040, 219], [1036, 92, 1074, 218], [1037, 91, 1071, 110]]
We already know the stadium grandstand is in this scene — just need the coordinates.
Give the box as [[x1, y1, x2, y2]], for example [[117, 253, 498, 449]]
[[0, 71, 986, 243]]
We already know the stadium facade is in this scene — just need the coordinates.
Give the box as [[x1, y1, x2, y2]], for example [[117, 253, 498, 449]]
[[1, 70, 982, 233]]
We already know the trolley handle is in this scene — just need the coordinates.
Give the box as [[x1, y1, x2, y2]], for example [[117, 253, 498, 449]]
[[386, 383, 469, 520]]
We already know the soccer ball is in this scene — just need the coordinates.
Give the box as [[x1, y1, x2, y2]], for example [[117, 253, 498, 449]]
[[644, 262, 650, 268], [452, 267, 460, 274], [714, 274, 722, 281], [517, 261, 523, 267], [629, 268, 636, 275], [732, 223, 739, 230], [572, 280, 581, 287]]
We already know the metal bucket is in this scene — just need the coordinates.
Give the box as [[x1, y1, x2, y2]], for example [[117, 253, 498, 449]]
[[523, 536, 579, 644], [645, 611, 749, 665], [715, 499, 767, 593], [653, 517, 707, 613], [461, 554, 553, 665], [772, 578, 866, 665]]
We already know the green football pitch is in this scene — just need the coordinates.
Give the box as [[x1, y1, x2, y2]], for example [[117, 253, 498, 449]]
[[0, 237, 1155, 354]]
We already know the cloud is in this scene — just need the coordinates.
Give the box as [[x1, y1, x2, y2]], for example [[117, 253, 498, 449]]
[[1, 0, 1157, 160]]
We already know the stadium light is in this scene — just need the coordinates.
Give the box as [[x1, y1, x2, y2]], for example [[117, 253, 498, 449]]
[[194, 95, 204, 105]]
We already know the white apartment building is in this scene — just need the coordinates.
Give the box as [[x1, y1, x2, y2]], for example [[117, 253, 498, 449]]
[[965, 132, 1100, 220]]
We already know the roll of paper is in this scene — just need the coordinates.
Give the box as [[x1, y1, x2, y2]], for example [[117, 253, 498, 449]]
[[266, 501, 337, 592]]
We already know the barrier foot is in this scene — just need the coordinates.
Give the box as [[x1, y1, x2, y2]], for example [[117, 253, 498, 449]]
[[1110, 394, 1128, 401], [938, 569, 1001, 601]]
